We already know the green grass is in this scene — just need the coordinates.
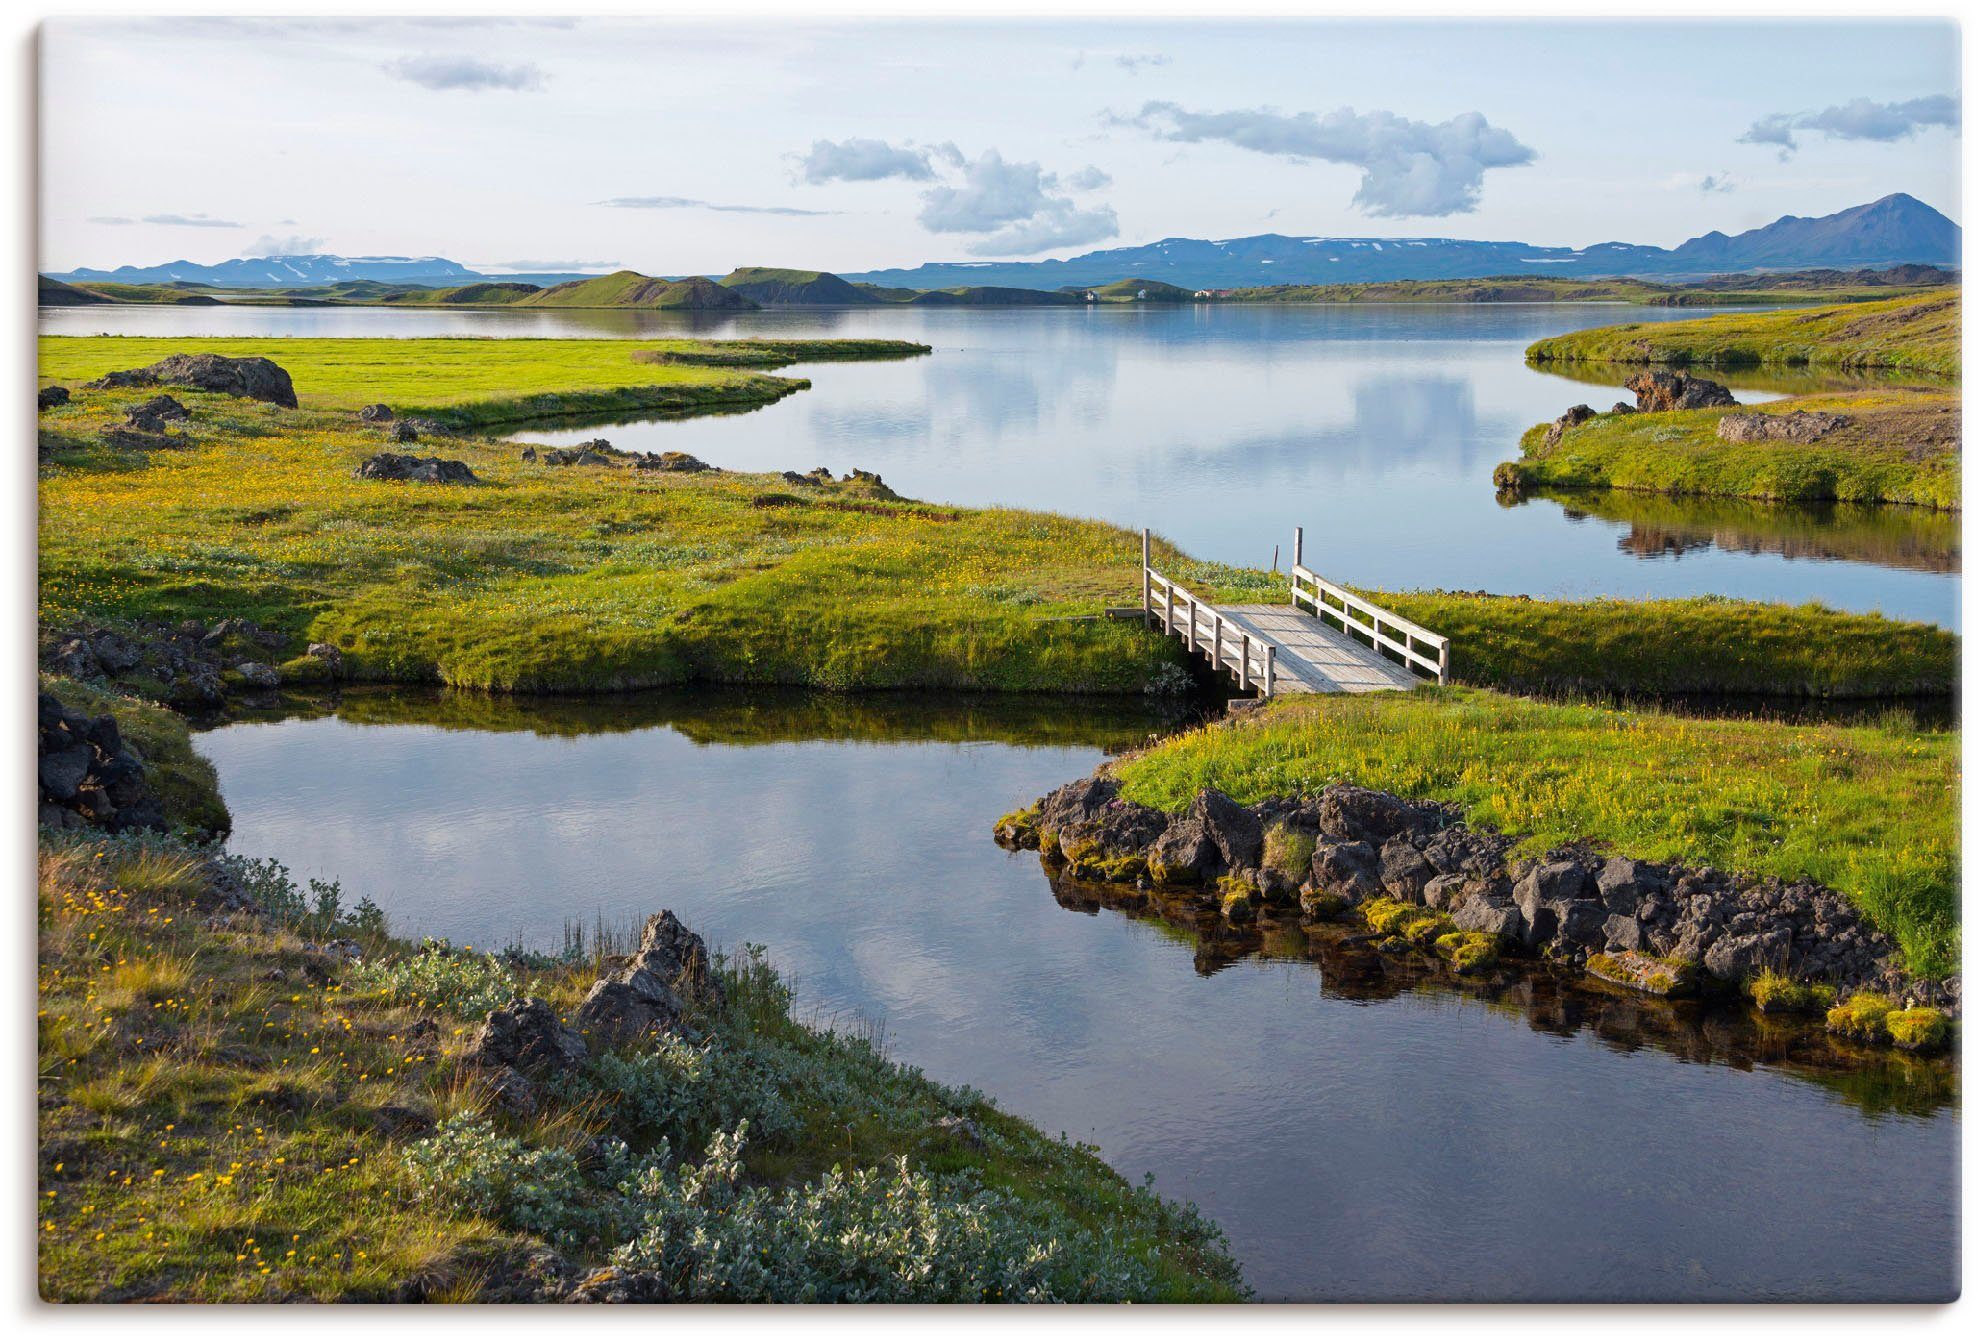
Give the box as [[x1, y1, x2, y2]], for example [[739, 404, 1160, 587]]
[[1524, 291, 1960, 379], [36, 836, 1241, 1301], [39, 336, 1957, 701], [39, 676, 230, 835], [1112, 687, 1959, 975], [1496, 389, 1960, 510]]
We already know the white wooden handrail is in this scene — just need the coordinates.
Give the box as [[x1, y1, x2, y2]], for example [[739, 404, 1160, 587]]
[[1290, 564, 1448, 682], [1145, 566, 1276, 696]]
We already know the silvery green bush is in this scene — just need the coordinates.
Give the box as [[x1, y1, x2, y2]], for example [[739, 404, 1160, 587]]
[[348, 941, 520, 1018]]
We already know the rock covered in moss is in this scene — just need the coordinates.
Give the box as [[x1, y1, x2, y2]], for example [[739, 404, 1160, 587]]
[[1625, 370, 1737, 412], [37, 691, 169, 833]]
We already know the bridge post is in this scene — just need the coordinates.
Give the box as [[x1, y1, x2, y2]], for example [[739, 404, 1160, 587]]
[[1140, 528, 1151, 626], [1265, 644, 1276, 698], [1438, 640, 1451, 685], [1292, 526, 1303, 572], [1164, 581, 1174, 635], [1239, 631, 1251, 692]]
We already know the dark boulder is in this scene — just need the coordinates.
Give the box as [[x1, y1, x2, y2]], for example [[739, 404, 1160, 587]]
[[1625, 370, 1737, 413], [387, 421, 418, 443], [466, 997, 586, 1073], [358, 404, 393, 423], [1309, 838, 1380, 903], [36, 692, 169, 833], [1542, 403, 1596, 447], [1189, 789, 1263, 870], [354, 452, 479, 485], [541, 447, 614, 467], [38, 385, 70, 411], [1147, 817, 1217, 884], [88, 353, 298, 408], [1378, 837, 1435, 900], [633, 450, 714, 473], [1315, 784, 1418, 844], [573, 910, 724, 1043]]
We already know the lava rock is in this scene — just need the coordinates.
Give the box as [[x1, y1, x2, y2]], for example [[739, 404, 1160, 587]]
[[353, 452, 479, 484], [1625, 370, 1738, 412], [87, 353, 298, 408]]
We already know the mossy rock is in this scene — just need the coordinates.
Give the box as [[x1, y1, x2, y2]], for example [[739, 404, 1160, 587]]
[[1220, 888, 1257, 924], [1886, 1006, 1952, 1053], [1587, 950, 1698, 998], [1825, 991, 1895, 1043], [1746, 969, 1837, 1014], [1434, 931, 1501, 975], [1082, 854, 1147, 884], [1373, 935, 1411, 956], [993, 807, 1040, 849], [1261, 825, 1317, 879], [1147, 859, 1201, 887], [1299, 888, 1348, 920], [1361, 896, 1450, 946]]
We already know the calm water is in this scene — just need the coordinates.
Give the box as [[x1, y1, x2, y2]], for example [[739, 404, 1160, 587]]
[[41, 302, 1957, 628], [194, 690, 1960, 1303]]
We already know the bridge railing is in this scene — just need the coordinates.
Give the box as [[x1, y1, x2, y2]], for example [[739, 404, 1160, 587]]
[[1288, 526, 1448, 682], [1141, 548, 1276, 696]]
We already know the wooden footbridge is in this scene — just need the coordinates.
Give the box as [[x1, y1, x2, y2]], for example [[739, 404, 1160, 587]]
[[1140, 527, 1449, 698]]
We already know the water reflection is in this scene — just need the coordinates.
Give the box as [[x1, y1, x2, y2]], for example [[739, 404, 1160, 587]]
[[1509, 488, 1960, 575], [190, 688, 1959, 1301], [42, 302, 1958, 627]]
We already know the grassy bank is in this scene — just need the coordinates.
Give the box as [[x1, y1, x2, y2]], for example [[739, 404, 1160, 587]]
[[1113, 688, 1959, 975], [1523, 291, 1960, 379], [37, 832, 1241, 1301], [37, 336, 912, 432], [39, 337, 1956, 699], [1496, 388, 1961, 510]]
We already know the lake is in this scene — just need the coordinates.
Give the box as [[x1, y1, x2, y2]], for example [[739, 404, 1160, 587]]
[[192, 688, 1960, 1303], [41, 301, 1958, 628]]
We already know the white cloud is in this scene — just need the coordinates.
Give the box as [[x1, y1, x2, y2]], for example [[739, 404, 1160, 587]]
[[1126, 100, 1536, 217], [1697, 173, 1736, 194], [245, 233, 328, 254], [1116, 53, 1170, 74], [915, 149, 1118, 254], [796, 137, 940, 183], [91, 212, 243, 228], [1063, 164, 1113, 191], [598, 195, 836, 217], [383, 54, 545, 92], [1741, 95, 1959, 157]]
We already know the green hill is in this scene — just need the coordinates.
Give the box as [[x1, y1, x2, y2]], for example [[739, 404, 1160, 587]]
[[38, 275, 115, 305], [719, 267, 876, 305], [381, 282, 542, 306], [520, 270, 759, 310], [910, 285, 1084, 307], [1085, 278, 1198, 302]]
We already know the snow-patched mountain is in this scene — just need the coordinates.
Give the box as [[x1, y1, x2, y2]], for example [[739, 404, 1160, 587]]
[[842, 194, 1960, 291], [56, 254, 498, 288]]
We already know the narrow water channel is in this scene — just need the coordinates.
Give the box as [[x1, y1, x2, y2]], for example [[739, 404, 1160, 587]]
[[191, 688, 1960, 1302]]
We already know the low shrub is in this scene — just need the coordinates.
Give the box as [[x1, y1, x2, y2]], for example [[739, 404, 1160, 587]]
[[1885, 1007, 1952, 1053], [1748, 969, 1837, 1014], [347, 942, 521, 1019]]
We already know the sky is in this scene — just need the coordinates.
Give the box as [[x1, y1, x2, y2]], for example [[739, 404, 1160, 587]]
[[38, 16, 1963, 275]]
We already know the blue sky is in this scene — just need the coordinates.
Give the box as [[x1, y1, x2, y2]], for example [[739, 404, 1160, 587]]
[[40, 17, 1962, 274]]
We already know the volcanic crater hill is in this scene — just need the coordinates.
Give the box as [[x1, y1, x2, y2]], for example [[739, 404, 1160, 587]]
[[520, 271, 759, 310], [717, 267, 879, 305]]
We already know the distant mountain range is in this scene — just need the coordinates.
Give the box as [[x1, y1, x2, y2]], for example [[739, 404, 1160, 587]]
[[45, 194, 1961, 295], [49, 253, 599, 289], [843, 194, 1961, 290]]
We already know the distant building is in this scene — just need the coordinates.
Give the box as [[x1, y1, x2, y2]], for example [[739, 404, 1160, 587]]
[[1084, 290, 1097, 302]]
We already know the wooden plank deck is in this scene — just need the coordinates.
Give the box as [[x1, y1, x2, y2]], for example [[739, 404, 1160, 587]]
[[1211, 604, 1419, 695]]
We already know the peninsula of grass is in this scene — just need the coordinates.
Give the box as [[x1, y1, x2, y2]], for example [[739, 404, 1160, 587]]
[[37, 335, 921, 433], [1523, 291, 1960, 379], [36, 825, 1242, 1301], [1496, 388, 1961, 510], [1112, 687, 1959, 975], [38, 337, 1957, 699]]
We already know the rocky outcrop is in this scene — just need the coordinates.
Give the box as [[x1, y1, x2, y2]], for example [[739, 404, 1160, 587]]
[[632, 450, 714, 473], [87, 353, 298, 408], [40, 616, 289, 707], [463, 997, 587, 1117], [124, 395, 190, 433], [541, 446, 615, 467], [1005, 776, 1951, 1015], [1543, 404, 1595, 447], [573, 910, 726, 1044], [1716, 410, 1851, 444], [1625, 370, 1738, 413], [354, 452, 479, 484], [358, 403, 393, 423], [38, 385, 70, 411], [37, 692, 168, 833]]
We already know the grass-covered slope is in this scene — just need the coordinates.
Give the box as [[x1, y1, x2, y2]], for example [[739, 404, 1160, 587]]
[[37, 336, 815, 431], [36, 835, 1242, 1301], [1524, 291, 1960, 379], [718, 267, 877, 305], [521, 272, 757, 311], [1114, 688, 1960, 975], [1496, 388, 1961, 510]]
